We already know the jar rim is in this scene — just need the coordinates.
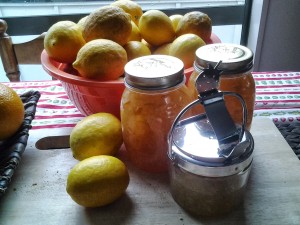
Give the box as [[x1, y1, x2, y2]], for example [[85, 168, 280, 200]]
[[124, 76, 186, 92]]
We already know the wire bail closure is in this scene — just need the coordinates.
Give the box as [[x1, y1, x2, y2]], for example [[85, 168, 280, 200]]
[[168, 61, 248, 161]]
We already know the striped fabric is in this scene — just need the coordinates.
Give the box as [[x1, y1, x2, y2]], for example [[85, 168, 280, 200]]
[[253, 71, 300, 123], [6, 81, 84, 129], [4, 71, 300, 129]]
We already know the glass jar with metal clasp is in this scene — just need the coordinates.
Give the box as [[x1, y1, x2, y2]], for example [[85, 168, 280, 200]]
[[188, 43, 255, 130]]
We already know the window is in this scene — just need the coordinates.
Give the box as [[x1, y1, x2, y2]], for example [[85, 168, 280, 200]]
[[1, 0, 250, 44], [0, 0, 252, 81]]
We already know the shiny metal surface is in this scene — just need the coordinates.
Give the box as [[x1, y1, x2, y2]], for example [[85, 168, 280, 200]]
[[168, 91, 254, 177], [169, 130, 254, 177]]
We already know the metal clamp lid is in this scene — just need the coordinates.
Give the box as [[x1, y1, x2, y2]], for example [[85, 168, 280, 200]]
[[168, 62, 250, 164]]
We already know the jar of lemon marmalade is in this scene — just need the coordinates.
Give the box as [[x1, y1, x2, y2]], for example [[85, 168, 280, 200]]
[[121, 55, 194, 173], [188, 44, 255, 130]]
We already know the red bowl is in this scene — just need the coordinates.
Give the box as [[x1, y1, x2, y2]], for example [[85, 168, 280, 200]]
[[206, 33, 221, 44], [41, 50, 125, 118], [41, 34, 221, 118]]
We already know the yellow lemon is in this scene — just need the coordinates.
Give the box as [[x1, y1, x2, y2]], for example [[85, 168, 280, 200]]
[[141, 39, 156, 53], [111, 0, 143, 26], [70, 113, 123, 161], [82, 5, 132, 46], [153, 43, 172, 55], [169, 14, 183, 31], [128, 20, 142, 41], [176, 11, 212, 43], [0, 84, 24, 141], [66, 155, 130, 207], [73, 39, 127, 80], [44, 21, 85, 63], [123, 41, 151, 61], [77, 16, 88, 31], [169, 33, 206, 69], [139, 10, 176, 46]]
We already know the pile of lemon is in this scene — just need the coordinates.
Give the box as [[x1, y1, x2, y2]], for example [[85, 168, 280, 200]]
[[44, 0, 212, 81]]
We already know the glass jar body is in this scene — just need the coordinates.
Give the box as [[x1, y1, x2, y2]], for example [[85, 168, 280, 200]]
[[121, 82, 193, 173], [169, 161, 252, 217], [188, 68, 256, 130]]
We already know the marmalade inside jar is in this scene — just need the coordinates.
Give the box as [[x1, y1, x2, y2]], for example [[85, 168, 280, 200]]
[[121, 84, 194, 173], [188, 70, 255, 130]]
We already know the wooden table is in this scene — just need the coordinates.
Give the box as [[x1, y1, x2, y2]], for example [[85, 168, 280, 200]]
[[1, 118, 300, 225]]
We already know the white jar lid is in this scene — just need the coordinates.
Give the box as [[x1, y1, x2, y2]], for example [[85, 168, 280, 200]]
[[124, 55, 184, 90], [195, 43, 253, 74]]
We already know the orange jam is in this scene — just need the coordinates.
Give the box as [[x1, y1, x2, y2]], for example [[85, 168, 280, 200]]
[[121, 55, 194, 173], [188, 44, 255, 130]]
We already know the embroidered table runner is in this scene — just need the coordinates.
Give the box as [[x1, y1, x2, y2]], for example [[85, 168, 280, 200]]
[[6, 81, 84, 129], [253, 71, 300, 124], [5, 71, 300, 129]]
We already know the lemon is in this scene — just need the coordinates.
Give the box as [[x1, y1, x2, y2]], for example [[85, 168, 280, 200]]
[[176, 11, 212, 43], [169, 33, 206, 69], [111, 0, 143, 26], [0, 84, 24, 141], [123, 41, 151, 61], [128, 20, 142, 41], [82, 5, 132, 46], [66, 155, 130, 207], [44, 21, 85, 63], [153, 43, 172, 55], [77, 16, 88, 31], [70, 113, 123, 161], [139, 10, 176, 46], [73, 39, 127, 80], [141, 39, 156, 53], [169, 14, 183, 31]]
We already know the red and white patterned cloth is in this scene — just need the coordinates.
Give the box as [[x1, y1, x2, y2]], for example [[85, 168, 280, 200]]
[[3, 71, 300, 129], [6, 80, 84, 130], [253, 71, 300, 123]]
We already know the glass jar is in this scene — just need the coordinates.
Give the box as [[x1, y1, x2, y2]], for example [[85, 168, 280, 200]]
[[169, 157, 253, 217], [188, 43, 255, 130], [121, 55, 194, 173]]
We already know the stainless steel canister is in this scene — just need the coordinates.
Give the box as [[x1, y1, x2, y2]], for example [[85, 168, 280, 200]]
[[168, 62, 254, 217]]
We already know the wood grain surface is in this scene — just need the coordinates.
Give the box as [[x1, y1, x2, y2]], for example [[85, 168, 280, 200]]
[[0, 118, 300, 225]]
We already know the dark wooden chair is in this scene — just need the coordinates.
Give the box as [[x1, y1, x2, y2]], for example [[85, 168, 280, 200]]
[[0, 19, 45, 82]]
